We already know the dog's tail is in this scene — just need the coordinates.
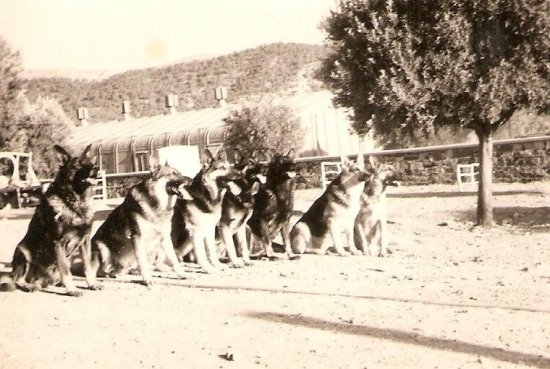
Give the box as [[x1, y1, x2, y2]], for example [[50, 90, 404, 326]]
[[0, 272, 16, 292], [290, 221, 310, 254], [1, 246, 31, 292]]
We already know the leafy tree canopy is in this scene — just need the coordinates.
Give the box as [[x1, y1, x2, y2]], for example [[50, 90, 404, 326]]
[[223, 99, 304, 159], [318, 0, 549, 142], [0, 37, 23, 148], [0, 38, 73, 177]]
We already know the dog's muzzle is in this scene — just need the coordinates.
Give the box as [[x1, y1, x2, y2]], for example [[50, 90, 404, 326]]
[[286, 171, 297, 179], [227, 181, 242, 196], [173, 183, 193, 200]]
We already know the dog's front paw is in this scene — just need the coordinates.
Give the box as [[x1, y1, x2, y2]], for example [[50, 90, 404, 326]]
[[66, 290, 83, 297], [200, 266, 218, 274], [377, 249, 391, 257], [229, 261, 244, 269], [350, 249, 363, 256], [24, 285, 42, 293], [338, 251, 351, 257], [314, 249, 326, 256]]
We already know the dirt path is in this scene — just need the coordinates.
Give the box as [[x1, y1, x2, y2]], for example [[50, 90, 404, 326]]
[[0, 182, 549, 369]]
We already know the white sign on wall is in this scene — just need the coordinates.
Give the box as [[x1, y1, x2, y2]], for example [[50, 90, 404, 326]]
[[155, 145, 201, 178]]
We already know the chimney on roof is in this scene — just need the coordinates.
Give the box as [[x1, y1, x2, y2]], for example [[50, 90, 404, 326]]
[[214, 87, 227, 107], [165, 94, 179, 114], [121, 101, 131, 121], [76, 107, 89, 126]]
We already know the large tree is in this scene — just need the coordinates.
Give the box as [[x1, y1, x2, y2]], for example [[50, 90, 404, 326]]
[[0, 38, 23, 149], [319, 0, 549, 226], [8, 95, 74, 177], [0, 39, 73, 177]]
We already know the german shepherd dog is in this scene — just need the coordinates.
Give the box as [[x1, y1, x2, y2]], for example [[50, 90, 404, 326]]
[[290, 154, 371, 256], [0, 144, 100, 296], [217, 150, 264, 267], [247, 149, 300, 260], [90, 164, 192, 287], [171, 149, 240, 273], [354, 160, 398, 257]]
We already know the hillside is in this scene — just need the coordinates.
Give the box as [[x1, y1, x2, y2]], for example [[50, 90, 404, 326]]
[[23, 43, 327, 123]]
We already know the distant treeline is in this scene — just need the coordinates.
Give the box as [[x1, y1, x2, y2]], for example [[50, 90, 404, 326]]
[[23, 43, 327, 123]]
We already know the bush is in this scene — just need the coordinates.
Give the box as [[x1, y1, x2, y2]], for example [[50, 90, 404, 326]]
[[223, 99, 304, 159]]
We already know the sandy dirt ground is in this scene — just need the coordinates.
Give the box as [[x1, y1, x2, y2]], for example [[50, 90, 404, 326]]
[[0, 182, 549, 369]]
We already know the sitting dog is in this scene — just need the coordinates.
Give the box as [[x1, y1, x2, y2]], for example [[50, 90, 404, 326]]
[[171, 149, 240, 273], [291, 154, 371, 256], [90, 163, 192, 287], [354, 159, 398, 257], [217, 150, 264, 267], [0, 144, 100, 296], [247, 149, 300, 260]]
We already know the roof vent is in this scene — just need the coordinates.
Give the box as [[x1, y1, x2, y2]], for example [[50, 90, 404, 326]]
[[214, 87, 227, 107], [165, 94, 179, 114], [122, 101, 131, 121], [76, 107, 89, 126]]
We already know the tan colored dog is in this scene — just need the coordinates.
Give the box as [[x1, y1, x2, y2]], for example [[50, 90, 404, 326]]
[[91, 164, 192, 287], [171, 149, 240, 273], [290, 154, 372, 256], [354, 159, 398, 257]]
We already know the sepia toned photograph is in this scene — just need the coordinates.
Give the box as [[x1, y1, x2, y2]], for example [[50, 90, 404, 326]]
[[0, 1, 548, 368]]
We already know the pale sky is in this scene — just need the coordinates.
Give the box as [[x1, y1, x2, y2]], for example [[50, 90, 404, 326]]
[[0, 0, 336, 74]]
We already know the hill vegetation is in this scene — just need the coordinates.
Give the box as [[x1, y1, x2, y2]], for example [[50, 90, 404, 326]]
[[23, 43, 326, 123]]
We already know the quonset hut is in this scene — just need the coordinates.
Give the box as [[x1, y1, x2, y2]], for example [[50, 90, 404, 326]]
[[67, 89, 375, 175]]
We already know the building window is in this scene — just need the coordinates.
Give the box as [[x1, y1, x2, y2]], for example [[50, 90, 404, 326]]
[[134, 151, 149, 172]]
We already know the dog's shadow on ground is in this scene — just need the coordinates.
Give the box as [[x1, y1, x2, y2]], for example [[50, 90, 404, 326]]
[[452, 206, 550, 231], [245, 312, 550, 368]]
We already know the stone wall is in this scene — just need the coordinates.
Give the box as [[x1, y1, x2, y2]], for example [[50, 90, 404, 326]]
[[295, 136, 550, 188], [103, 136, 550, 194]]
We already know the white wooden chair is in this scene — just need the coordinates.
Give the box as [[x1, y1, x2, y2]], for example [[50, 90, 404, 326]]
[[320, 162, 342, 190], [92, 170, 108, 200], [456, 163, 479, 192]]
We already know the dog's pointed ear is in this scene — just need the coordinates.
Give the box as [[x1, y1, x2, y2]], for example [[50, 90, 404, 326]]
[[356, 154, 365, 169], [203, 149, 214, 168], [149, 155, 161, 176], [340, 155, 350, 166], [80, 144, 92, 159], [216, 148, 227, 162], [369, 155, 379, 168], [250, 181, 260, 195], [263, 149, 273, 162], [286, 148, 296, 160], [54, 145, 71, 164], [233, 148, 243, 166]]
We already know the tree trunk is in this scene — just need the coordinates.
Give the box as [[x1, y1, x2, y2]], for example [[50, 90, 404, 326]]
[[476, 130, 494, 227]]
